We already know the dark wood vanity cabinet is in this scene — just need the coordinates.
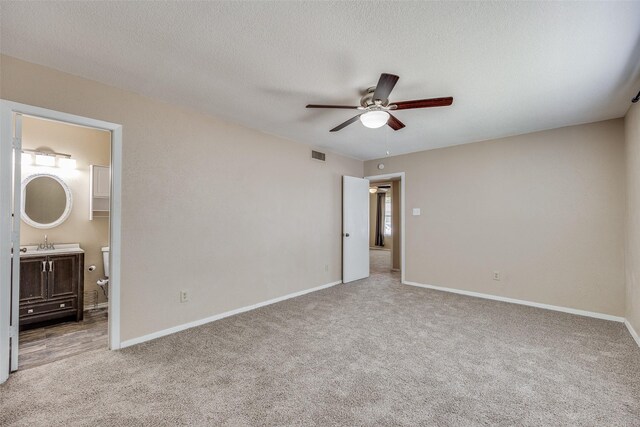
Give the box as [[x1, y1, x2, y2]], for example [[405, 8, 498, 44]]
[[19, 253, 84, 327]]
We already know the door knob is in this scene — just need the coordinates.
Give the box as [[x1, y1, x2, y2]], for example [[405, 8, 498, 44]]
[[345, 233, 350, 237]]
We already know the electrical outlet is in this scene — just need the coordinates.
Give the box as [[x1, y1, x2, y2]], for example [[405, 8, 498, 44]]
[[180, 290, 189, 303], [493, 271, 501, 281]]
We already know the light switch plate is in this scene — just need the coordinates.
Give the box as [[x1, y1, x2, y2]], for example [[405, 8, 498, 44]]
[[412, 208, 421, 216]]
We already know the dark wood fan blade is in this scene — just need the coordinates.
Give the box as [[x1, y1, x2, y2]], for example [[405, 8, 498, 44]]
[[330, 114, 361, 132], [387, 114, 405, 131], [392, 97, 453, 110], [306, 104, 359, 109], [373, 73, 399, 102]]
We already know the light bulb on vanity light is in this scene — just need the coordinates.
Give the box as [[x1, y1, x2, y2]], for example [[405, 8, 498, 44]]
[[359, 111, 390, 129], [21, 152, 33, 165], [35, 154, 55, 167]]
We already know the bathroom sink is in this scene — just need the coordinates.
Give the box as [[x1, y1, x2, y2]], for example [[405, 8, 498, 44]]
[[20, 243, 84, 257]]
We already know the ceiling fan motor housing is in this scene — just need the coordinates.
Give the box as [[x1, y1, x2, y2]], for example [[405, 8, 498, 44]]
[[360, 87, 389, 108]]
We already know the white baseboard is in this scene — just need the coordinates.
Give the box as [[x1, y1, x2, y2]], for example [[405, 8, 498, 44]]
[[120, 280, 342, 349], [625, 320, 640, 347], [403, 280, 625, 323], [84, 302, 109, 311]]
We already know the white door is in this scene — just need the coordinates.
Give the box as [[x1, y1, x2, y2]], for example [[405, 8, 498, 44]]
[[9, 114, 21, 372], [0, 108, 21, 383], [343, 176, 369, 283]]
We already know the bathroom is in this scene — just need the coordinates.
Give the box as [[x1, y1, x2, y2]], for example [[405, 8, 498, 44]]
[[17, 115, 111, 369]]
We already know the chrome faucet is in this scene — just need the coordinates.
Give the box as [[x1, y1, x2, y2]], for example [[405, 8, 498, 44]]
[[38, 234, 55, 250]]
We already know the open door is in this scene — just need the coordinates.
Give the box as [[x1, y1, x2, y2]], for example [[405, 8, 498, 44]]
[[1, 108, 21, 383], [9, 114, 21, 372], [343, 176, 369, 283]]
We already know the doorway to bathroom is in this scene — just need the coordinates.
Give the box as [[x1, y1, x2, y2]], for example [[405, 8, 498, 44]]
[[0, 101, 123, 383], [17, 116, 111, 369]]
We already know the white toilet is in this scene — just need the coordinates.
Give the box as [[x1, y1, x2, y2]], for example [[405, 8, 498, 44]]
[[97, 246, 109, 298]]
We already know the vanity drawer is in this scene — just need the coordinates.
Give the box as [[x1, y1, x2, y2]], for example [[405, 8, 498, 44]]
[[20, 298, 76, 317]]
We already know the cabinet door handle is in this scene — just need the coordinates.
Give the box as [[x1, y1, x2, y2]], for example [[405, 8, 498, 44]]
[[48, 261, 53, 272], [42, 261, 46, 272]]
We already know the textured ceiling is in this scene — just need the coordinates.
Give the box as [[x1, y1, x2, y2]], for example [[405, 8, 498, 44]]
[[1, 1, 640, 160]]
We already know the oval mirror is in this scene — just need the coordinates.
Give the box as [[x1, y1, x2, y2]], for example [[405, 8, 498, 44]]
[[21, 174, 73, 229]]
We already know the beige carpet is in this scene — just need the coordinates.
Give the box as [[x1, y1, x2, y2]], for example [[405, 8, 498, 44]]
[[1, 250, 639, 426]]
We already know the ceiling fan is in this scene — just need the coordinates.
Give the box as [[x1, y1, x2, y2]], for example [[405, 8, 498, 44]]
[[370, 184, 391, 194], [306, 73, 453, 132]]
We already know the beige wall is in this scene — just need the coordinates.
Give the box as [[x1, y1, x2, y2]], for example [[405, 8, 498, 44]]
[[20, 116, 111, 304], [391, 180, 400, 271], [1, 55, 363, 342], [365, 119, 626, 316], [625, 102, 640, 333], [369, 192, 377, 247]]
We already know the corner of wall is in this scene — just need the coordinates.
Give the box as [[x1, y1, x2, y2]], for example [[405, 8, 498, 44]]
[[624, 102, 640, 338]]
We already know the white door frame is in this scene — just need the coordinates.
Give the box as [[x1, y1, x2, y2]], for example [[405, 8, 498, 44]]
[[365, 172, 406, 283], [1, 100, 123, 383]]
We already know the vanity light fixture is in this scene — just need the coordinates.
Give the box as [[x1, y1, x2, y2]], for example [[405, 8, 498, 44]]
[[23, 149, 76, 169]]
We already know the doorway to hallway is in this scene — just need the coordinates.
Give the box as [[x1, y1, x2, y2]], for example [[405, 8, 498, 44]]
[[342, 172, 405, 285], [370, 249, 392, 275], [368, 176, 402, 276]]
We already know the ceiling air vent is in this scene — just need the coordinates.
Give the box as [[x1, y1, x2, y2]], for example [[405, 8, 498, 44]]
[[311, 150, 326, 161]]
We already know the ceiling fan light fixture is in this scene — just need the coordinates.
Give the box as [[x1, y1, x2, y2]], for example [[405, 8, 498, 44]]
[[360, 111, 390, 129]]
